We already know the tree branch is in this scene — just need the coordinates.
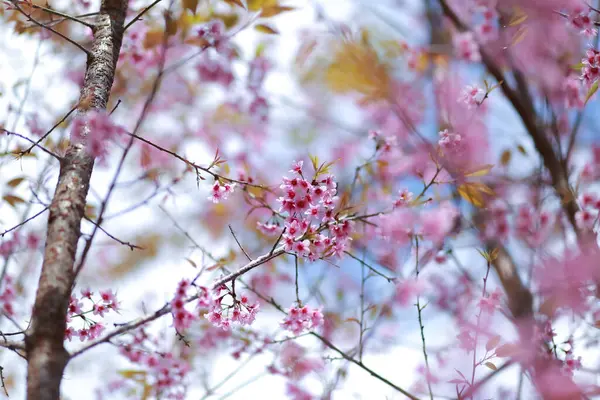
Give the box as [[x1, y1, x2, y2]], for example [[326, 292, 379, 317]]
[[25, 1, 128, 399]]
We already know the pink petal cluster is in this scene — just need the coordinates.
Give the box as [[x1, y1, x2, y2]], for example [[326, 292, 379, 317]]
[[204, 287, 260, 331], [575, 192, 600, 231], [0, 275, 16, 317], [281, 305, 324, 335], [208, 181, 236, 203], [71, 110, 126, 165], [459, 84, 485, 109], [65, 288, 118, 342], [275, 161, 353, 260], [453, 31, 481, 62], [568, 5, 598, 37]]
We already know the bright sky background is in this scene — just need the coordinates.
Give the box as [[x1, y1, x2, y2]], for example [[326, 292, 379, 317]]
[[1, 0, 599, 399]]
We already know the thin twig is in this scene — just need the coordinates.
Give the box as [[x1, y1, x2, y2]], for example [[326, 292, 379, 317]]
[[1, 207, 49, 238], [24, 2, 95, 28], [22, 104, 79, 155], [229, 225, 251, 261], [124, 0, 163, 31], [10, 1, 91, 55], [3, 129, 61, 160], [82, 215, 142, 250], [415, 238, 433, 400]]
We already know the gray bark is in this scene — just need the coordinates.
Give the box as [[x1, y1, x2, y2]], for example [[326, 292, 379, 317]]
[[25, 1, 128, 399]]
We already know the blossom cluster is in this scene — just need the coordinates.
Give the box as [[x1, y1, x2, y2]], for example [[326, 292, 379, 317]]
[[453, 31, 480, 62], [274, 161, 353, 260], [581, 48, 600, 88], [102, 329, 191, 400], [575, 192, 600, 231], [172, 281, 260, 332], [281, 305, 324, 335], [0, 275, 16, 317], [71, 110, 126, 165], [204, 287, 260, 331], [208, 181, 236, 203], [64, 288, 119, 342], [119, 23, 156, 69], [567, 4, 598, 37]]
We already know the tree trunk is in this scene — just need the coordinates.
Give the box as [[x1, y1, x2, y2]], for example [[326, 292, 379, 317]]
[[25, 1, 128, 398]]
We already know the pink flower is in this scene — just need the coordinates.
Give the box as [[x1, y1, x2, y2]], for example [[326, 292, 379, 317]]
[[208, 181, 236, 203], [459, 85, 485, 108], [281, 305, 324, 335], [453, 31, 480, 62], [420, 202, 459, 244], [71, 111, 125, 165]]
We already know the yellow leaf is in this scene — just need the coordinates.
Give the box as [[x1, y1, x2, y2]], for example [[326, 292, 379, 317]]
[[6, 177, 25, 188], [144, 29, 164, 48], [457, 183, 485, 208], [500, 150, 511, 166], [165, 12, 178, 36], [510, 26, 528, 46], [508, 7, 528, 26], [484, 362, 498, 371], [247, 0, 277, 11], [260, 5, 295, 17], [326, 41, 391, 100], [118, 369, 147, 380], [183, 0, 199, 13], [3, 195, 25, 207], [464, 164, 494, 177], [254, 23, 279, 34]]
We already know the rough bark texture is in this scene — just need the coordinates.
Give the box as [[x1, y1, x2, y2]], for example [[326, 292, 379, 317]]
[[25, 1, 127, 399]]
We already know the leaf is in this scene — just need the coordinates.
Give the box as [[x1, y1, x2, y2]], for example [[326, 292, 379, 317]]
[[118, 369, 147, 380], [457, 183, 490, 208], [326, 41, 391, 100], [165, 11, 178, 36], [510, 26, 528, 46], [508, 7, 528, 26], [186, 258, 198, 268], [484, 362, 497, 371], [6, 177, 25, 188], [585, 80, 598, 105], [260, 5, 295, 17], [247, 0, 277, 11], [495, 342, 519, 357], [539, 296, 558, 318], [3, 195, 25, 207], [486, 335, 501, 352], [254, 23, 279, 34], [224, 0, 246, 8], [500, 150, 511, 166], [144, 29, 164, 48], [183, 0, 199, 13], [345, 317, 360, 325], [464, 164, 494, 177]]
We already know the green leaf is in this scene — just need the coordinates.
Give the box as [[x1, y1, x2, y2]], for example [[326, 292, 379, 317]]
[[585, 80, 598, 105]]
